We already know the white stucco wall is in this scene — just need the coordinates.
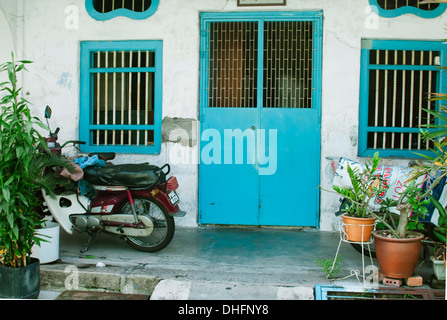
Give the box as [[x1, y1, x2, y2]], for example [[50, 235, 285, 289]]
[[0, 6, 15, 84], [0, 0, 446, 230]]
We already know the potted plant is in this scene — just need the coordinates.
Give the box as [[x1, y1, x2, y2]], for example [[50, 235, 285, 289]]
[[0, 54, 73, 298], [418, 69, 447, 281], [431, 249, 446, 281], [428, 195, 446, 280], [31, 219, 61, 264], [371, 179, 430, 279], [332, 152, 388, 242], [371, 101, 447, 279], [331, 151, 442, 279], [431, 243, 446, 281]]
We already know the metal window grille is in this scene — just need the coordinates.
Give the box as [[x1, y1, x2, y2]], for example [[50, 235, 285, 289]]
[[93, 0, 151, 13], [367, 49, 440, 151], [208, 20, 314, 108], [263, 21, 313, 108], [315, 284, 444, 300], [376, 0, 439, 10], [208, 22, 258, 108], [90, 50, 155, 147]]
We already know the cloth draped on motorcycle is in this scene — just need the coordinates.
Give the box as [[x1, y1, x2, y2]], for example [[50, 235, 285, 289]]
[[58, 155, 106, 195], [74, 155, 107, 195], [59, 155, 105, 180], [59, 155, 166, 195], [59, 159, 84, 182]]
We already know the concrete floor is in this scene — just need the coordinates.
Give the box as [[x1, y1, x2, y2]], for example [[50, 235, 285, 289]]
[[38, 225, 439, 300], [52, 226, 373, 285]]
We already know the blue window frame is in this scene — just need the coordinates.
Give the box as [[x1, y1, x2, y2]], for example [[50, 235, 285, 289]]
[[359, 39, 447, 158], [85, 0, 159, 21], [79, 40, 163, 154], [369, 0, 447, 18]]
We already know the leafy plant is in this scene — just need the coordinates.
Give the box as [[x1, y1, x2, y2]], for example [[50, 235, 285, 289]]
[[316, 256, 343, 280], [0, 53, 73, 268], [332, 152, 388, 218], [428, 195, 447, 244], [426, 195, 446, 264], [382, 179, 431, 238], [331, 152, 444, 239]]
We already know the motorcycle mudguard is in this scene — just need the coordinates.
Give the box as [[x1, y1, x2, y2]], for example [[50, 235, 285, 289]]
[[41, 189, 89, 234]]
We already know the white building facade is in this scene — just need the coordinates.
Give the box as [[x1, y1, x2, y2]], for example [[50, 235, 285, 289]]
[[1, 0, 446, 231]]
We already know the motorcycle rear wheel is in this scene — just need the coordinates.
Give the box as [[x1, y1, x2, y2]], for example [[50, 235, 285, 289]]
[[118, 196, 175, 252]]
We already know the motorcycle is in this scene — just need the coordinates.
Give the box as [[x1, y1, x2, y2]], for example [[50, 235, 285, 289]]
[[40, 106, 186, 253]]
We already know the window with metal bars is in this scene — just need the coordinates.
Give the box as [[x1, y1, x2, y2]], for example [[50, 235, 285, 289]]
[[85, 0, 159, 20], [93, 0, 151, 12], [369, 0, 447, 18], [207, 20, 314, 109], [359, 40, 447, 158], [79, 41, 162, 154], [377, 0, 439, 10]]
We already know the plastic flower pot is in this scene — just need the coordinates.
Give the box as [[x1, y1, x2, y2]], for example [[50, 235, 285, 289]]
[[31, 221, 60, 264]]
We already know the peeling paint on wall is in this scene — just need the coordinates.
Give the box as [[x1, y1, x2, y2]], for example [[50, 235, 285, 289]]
[[57, 72, 72, 90], [162, 117, 197, 147], [350, 127, 358, 147]]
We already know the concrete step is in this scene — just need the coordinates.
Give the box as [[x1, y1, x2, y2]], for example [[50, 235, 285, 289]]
[[150, 279, 314, 300]]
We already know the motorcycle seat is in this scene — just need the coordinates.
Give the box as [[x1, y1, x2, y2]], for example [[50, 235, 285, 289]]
[[83, 163, 165, 188]]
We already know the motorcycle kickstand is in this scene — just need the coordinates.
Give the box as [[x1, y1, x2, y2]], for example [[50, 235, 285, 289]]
[[81, 230, 98, 253]]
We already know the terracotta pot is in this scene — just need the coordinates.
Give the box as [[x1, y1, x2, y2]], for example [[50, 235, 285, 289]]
[[374, 231, 424, 279], [342, 214, 376, 242]]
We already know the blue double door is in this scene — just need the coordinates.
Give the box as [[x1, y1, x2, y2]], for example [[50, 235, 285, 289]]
[[199, 12, 322, 227]]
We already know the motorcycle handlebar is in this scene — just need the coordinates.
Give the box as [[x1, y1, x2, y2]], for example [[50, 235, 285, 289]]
[[60, 140, 86, 148]]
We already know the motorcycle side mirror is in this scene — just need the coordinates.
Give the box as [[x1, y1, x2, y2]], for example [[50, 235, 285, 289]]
[[45, 105, 52, 119]]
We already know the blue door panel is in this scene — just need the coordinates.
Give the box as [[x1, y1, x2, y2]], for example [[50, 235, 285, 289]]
[[199, 108, 260, 225], [259, 108, 320, 226]]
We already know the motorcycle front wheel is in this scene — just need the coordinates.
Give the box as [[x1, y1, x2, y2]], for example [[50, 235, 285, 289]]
[[118, 196, 175, 252]]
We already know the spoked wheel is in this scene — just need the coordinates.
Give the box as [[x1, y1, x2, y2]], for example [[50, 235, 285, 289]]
[[118, 196, 175, 252]]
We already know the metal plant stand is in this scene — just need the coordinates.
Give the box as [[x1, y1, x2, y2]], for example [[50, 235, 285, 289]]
[[329, 220, 378, 289]]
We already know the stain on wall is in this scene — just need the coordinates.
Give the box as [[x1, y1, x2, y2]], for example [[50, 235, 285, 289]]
[[162, 117, 197, 147]]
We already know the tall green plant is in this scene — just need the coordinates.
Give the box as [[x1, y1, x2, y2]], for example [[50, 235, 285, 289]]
[[332, 152, 388, 218], [372, 60, 447, 238], [0, 54, 72, 268]]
